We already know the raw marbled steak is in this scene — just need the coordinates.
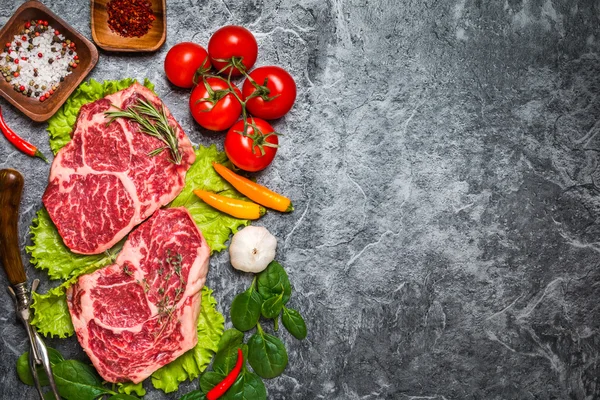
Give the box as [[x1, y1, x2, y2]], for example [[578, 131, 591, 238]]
[[67, 207, 210, 383], [42, 82, 195, 254]]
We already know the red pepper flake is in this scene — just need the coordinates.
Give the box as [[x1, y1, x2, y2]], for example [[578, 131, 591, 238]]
[[106, 0, 155, 38]]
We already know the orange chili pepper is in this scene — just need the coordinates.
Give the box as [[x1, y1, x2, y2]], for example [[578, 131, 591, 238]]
[[213, 162, 293, 212]]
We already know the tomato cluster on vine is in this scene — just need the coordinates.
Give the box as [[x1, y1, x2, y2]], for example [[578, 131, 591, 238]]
[[163, 26, 297, 172]]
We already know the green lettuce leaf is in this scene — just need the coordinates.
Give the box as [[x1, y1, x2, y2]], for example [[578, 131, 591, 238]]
[[170, 145, 251, 253], [151, 287, 225, 393], [117, 382, 146, 397], [26, 208, 120, 280], [47, 78, 154, 154]]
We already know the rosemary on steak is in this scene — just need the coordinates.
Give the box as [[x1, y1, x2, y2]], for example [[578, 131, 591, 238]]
[[152, 250, 187, 334], [105, 99, 183, 164]]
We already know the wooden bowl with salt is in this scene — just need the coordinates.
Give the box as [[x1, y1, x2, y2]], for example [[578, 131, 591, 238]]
[[0, 0, 99, 122]]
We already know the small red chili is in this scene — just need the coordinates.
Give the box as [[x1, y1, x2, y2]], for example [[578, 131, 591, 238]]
[[0, 106, 48, 162], [206, 348, 243, 400]]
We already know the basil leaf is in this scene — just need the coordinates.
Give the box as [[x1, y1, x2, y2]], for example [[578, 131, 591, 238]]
[[282, 307, 307, 340], [256, 261, 291, 304], [199, 371, 224, 393], [17, 347, 65, 386], [261, 291, 284, 319], [52, 360, 111, 400], [231, 286, 262, 331], [179, 390, 208, 400], [226, 370, 267, 400], [212, 329, 244, 375], [199, 369, 266, 400], [247, 328, 288, 378]]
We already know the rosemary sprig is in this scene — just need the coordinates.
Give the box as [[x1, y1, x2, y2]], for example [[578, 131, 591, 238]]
[[105, 99, 182, 164]]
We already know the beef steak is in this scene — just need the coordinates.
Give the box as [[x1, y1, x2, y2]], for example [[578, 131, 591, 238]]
[[43, 82, 195, 254], [67, 207, 210, 384]]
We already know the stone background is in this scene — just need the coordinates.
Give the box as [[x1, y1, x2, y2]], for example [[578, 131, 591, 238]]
[[1, 0, 600, 399]]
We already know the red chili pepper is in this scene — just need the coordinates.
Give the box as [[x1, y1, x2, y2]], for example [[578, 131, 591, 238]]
[[0, 106, 48, 162], [206, 348, 243, 400]]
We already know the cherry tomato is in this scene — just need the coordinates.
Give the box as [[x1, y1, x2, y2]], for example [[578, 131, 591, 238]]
[[224, 118, 279, 172], [243, 66, 297, 119], [164, 42, 211, 88], [208, 25, 258, 77], [189, 77, 242, 131]]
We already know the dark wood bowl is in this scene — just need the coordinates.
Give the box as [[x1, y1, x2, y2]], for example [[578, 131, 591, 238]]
[[91, 0, 166, 52], [0, 0, 99, 122]]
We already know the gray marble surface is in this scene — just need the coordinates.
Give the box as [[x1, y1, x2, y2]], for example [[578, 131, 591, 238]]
[[1, 0, 599, 399]]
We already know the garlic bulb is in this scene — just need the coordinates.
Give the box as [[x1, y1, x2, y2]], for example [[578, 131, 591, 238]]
[[229, 226, 277, 273]]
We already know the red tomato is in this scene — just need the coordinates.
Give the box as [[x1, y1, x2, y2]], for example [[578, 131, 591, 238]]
[[189, 77, 242, 131], [224, 118, 279, 171], [243, 66, 297, 119], [164, 42, 211, 88], [208, 26, 258, 77]]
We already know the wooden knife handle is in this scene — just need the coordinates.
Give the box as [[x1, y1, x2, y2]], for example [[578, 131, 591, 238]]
[[0, 169, 26, 285]]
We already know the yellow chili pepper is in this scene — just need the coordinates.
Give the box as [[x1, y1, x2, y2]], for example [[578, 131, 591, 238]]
[[193, 189, 266, 220]]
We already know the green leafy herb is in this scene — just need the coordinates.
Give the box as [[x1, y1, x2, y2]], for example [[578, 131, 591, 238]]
[[17, 347, 64, 386], [256, 261, 291, 305], [51, 360, 112, 400], [105, 99, 182, 164], [230, 278, 262, 331], [261, 290, 284, 320], [282, 307, 307, 340], [247, 324, 288, 379], [212, 329, 244, 376], [108, 394, 141, 400], [179, 390, 208, 400]]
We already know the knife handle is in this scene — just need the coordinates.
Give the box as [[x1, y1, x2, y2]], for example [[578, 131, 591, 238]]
[[0, 169, 26, 285]]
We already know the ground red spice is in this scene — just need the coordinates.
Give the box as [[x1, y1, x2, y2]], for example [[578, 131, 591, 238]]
[[106, 0, 156, 38]]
